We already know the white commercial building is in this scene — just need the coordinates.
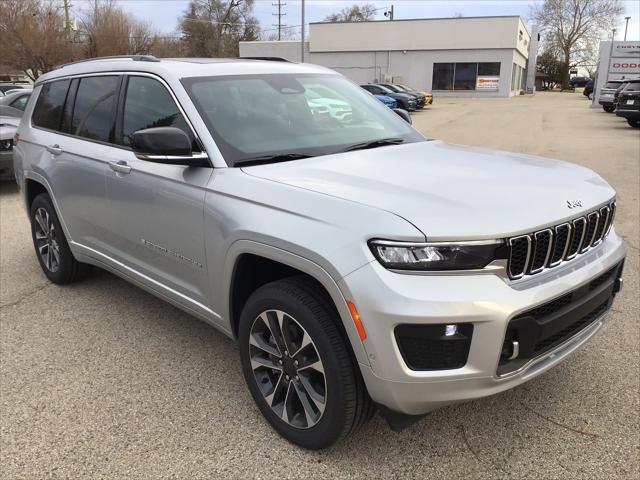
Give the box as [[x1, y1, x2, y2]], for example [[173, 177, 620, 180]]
[[240, 16, 533, 98]]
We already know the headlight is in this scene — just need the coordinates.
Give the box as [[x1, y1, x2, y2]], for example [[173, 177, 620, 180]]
[[368, 240, 504, 271]]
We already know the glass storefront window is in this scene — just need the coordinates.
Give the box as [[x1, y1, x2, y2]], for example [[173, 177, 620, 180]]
[[433, 62, 502, 91]]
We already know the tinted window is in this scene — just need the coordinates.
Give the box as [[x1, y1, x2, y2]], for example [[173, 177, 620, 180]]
[[433, 63, 454, 90], [32, 80, 70, 130], [122, 76, 196, 149], [454, 63, 477, 90], [10, 94, 30, 111], [624, 81, 640, 91], [478, 62, 500, 76], [70, 76, 119, 142], [604, 81, 622, 89]]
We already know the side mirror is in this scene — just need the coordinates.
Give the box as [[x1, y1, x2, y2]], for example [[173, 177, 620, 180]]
[[393, 108, 412, 124], [132, 127, 209, 166], [132, 127, 191, 156]]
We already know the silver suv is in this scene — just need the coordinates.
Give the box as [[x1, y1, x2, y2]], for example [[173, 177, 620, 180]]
[[14, 56, 626, 449]]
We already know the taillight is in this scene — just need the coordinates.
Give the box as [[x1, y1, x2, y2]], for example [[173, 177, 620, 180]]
[[13, 132, 20, 145]]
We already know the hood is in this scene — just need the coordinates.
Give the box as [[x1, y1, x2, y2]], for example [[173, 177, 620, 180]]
[[0, 116, 19, 140], [375, 95, 395, 102], [242, 141, 615, 240]]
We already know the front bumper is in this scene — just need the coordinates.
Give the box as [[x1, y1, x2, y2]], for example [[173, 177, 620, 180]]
[[340, 231, 625, 415]]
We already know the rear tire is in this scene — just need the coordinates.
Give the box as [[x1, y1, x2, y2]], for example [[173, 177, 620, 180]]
[[627, 118, 640, 128], [30, 193, 88, 284], [603, 105, 615, 113], [238, 276, 373, 449]]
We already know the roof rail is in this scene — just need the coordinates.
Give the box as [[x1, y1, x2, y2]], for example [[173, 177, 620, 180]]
[[240, 57, 291, 62], [55, 55, 160, 70]]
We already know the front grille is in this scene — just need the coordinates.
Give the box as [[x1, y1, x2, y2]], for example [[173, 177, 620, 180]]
[[507, 201, 616, 279], [497, 261, 623, 376]]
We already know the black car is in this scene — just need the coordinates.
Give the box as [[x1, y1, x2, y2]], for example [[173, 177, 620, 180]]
[[612, 80, 639, 111], [378, 83, 425, 109], [583, 80, 594, 98], [615, 80, 640, 128], [360, 84, 417, 111], [569, 76, 590, 88]]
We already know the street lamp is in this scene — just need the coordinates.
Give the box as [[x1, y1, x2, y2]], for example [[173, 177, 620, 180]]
[[624, 17, 631, 41]]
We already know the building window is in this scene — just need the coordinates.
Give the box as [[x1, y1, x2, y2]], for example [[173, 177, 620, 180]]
[[433, 62, 501, 91], [432, 63, 454, 90], [454, 63, 477, 90]]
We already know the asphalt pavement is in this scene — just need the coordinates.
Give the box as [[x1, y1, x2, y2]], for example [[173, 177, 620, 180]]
[[1, 92, 638, 479]]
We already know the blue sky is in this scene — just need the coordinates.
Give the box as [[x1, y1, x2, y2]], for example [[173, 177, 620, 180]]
[[73, 0, 640, 40]]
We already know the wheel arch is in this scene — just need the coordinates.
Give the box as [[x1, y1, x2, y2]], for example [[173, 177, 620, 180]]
[[22, 172, 74, 242], [223, 240, 370, 367]]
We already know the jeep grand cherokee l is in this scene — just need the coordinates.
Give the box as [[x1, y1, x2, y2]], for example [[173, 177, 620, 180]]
[[14, 56, 626, 450]]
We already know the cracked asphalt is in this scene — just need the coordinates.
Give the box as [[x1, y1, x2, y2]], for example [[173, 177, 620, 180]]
[[1, 92, 639, 479]]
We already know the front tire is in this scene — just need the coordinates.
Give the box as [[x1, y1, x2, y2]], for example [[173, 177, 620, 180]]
[[30, 193, 88, 284], [603, 105, 615, 113], [627, 118, 640, 128], [238, 277, 373, 449]]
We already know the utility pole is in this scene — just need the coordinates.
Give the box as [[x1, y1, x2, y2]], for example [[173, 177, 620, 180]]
[[624, 16, 631, 41], [300, 0, 305, 62], [272, 0, 286, 41], [62, 0, 72, 37]]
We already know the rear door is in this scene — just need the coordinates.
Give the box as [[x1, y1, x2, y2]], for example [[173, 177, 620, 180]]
[[28, 76, 119, 251], [103, 74, 213, 310]]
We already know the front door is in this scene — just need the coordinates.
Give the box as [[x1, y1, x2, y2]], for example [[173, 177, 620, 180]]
[[103, 74, 213, 312]]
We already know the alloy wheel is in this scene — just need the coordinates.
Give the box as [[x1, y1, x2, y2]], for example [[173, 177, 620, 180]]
[[249, 309, 327, 429], [34, 207, 60, 273]]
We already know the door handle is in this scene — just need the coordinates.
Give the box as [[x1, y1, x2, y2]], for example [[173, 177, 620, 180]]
[[46, 144, 62, 155], [108, 160, 132, 174]]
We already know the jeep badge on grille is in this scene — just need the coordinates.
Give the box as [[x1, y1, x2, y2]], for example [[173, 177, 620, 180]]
[[567, 200, 583, 209]]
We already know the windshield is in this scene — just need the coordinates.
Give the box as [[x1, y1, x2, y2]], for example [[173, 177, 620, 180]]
[[182, 74, 423, 166], [604, 81, 622, 89]]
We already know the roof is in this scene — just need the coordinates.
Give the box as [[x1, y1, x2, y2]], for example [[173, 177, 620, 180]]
[[36, 56, 333, 85], [311, 15, 523, 26]]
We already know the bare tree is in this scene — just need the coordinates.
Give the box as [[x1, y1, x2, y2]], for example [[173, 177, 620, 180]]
[[149, 37, 185, 58], [80, 0, 155, 57], [0, 0, 75, 80], [180, 0, 260, 57], [531, 0, 623, 88], [324, 3, 377, 22]]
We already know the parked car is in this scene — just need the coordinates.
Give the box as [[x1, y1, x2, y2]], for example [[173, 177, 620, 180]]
[[0, 89, 32, 112], [0, 83, 31, 94], [374, 94, 397, 108], [611, 80, 640, 112], [583, 80, 594, 99], [378, 83, 425, 109], [14, 56, 626, 450], [569, 76, 590, 88], [0, 106, 23, 181], [395, 84, 433, 106], [599, 80, 624, 112], [360, 84, 417, 111], [615, 80, 640, 128]]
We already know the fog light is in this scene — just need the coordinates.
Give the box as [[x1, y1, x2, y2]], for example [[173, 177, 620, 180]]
[[445, 324, 458, 336]]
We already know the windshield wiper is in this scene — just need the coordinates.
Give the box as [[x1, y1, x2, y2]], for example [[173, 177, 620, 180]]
[[340, 137, 405, 152], [234, 153, 315, 167]]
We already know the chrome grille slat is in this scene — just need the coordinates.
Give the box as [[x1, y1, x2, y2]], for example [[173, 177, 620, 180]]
[[506, 201, 616, 280], [549, 223, 571, 267], [529, 229, 553, 274], [508, 235, 531, 279]]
